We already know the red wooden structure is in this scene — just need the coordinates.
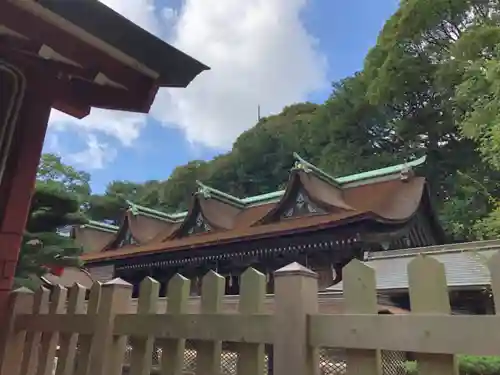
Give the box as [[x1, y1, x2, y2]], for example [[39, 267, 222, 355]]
[[0, 0, 208, 318]]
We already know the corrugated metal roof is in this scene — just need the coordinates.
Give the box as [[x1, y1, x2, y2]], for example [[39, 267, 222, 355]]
[[328, 244, 500, 292]]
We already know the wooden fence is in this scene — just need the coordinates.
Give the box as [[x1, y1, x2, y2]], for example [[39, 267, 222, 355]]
[[0, 252, 500, 375]]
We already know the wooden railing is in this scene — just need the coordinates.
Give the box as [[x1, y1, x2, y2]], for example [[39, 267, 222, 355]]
[[1, 251, 500, 375]]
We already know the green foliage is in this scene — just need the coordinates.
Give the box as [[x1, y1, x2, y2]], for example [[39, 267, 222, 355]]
[[15, 157, 88, 289], [406, 356, 500, 375], [37, 153, 91, 202]]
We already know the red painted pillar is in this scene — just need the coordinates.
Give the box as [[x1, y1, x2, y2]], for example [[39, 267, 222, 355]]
[[0, 61, 52, 320]]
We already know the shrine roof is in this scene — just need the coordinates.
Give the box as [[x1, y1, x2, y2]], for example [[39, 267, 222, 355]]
[[79, 154, 439, 263], [327, 240, 500, 292], [34, 0, 208, 88], [0, 0, 208, 117]]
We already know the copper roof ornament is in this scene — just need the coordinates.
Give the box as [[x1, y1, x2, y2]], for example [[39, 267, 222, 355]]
[[399, 162, 415, 182]]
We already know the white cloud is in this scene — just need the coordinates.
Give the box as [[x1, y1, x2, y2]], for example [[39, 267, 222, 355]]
[[66, 135, 117, 170], [49, 108, 146, 147], [48, 0, 327, 160]]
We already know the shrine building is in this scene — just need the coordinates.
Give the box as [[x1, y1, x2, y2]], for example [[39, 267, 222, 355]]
[[75, 154, 445, 296]]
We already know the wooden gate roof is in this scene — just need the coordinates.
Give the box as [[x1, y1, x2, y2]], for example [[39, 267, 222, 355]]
[[0, 0, 208, 117]]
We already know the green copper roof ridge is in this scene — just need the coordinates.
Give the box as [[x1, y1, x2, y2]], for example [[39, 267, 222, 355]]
[[292, 152, 340, 186], [335, 155, 427, 184], [242, 190, 285, 205], [82, 220, 119, 233], [125, 200, 186, 222], [241, 155, 427, 205], [195, 180, 246, 208], [85, 155, 428, 227]]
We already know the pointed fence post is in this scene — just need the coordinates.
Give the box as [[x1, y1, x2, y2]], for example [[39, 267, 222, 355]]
[[408, 255, 458, 375], [343, 259, 381, 375], [21, 287, 50, 375], [488, 251, 500, 314], [88, 278, 132, 375], [56, 283, 86, 375], [0, 287, 34, 375], [75, 282, 102, 375], [37, 285, 67, 375], [237, 267, 266, 375], [129, 277, 159, 375], [274, 262, 318, 375], [196, 270, 224, 375], [160, 273, 190, 375]]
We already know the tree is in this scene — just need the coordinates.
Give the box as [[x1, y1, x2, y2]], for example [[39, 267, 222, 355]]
[[160, 160, 209, 211], [362, 0, 500, 240], [37, 153, 91, 202], [15, 157, 88, 289], [307, 74, 401, 176]]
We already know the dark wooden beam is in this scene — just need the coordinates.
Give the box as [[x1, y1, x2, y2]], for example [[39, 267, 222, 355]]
[[57, 79, 150, 113], [0, 1, 155, 100]]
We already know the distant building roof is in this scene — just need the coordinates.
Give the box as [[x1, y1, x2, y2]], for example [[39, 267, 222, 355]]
[[41, 267, 94, 289], [327, 240, 500, 292]]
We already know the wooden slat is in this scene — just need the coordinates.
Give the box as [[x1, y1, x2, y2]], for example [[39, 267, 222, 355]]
[[196, 271, 224, 375], [37, 285, 67, 375], [273, 262, 318, 375], [159, 273, 190, 375], [343, 259, 381, 375], [75, 282, 101, 375], [237, 268, 266, 375], [15, 314, 97, 334], [309, 314, 500, 355], [0, 287, 34, 375], [408, 255, 458, 375], [488, 251, 500, 311], [88, 279, 132, 375], [56, 283, 86, 375], [20, 287, 50, 375], [114, 313, 273, 343], [129, 277, 159, 375]]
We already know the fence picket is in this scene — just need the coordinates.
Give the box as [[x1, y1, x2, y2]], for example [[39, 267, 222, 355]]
[[196, 270, 224, 375], [237, 268, 266, 375], [407, 255, 458, 375], [89, 278, 132, 375], [129, 277, 159, 375], [160, 274, 190, 375], [274, 262, 318, 375], [56, 283, 86, 375], [343, 259, 381, 375], [37, 285, 67, 375], [75, 282, 101, 375], [487, 250, 500, 311], [0, 287, 34, 375], [5, 244, 500, 375], [20, 287, 50, 375]]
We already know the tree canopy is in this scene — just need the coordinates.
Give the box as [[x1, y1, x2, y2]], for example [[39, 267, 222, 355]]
[[15, 157, 88, 289]]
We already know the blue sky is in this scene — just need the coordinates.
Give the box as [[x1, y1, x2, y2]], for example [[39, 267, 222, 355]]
[[44, 0, 399, 194]]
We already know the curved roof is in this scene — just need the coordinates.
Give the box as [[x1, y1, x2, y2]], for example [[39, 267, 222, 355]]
[[41, 267, 94, 289], [78, 154, 440, 263]]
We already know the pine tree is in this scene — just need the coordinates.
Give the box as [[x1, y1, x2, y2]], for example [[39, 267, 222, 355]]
[[14, 181, 87, 289]]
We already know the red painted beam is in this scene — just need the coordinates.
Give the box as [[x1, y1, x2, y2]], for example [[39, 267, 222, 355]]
[[0, 1, 155, 102]]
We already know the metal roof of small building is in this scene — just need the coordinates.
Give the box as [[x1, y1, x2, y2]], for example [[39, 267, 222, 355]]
[[327, 240, 500, 292]]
